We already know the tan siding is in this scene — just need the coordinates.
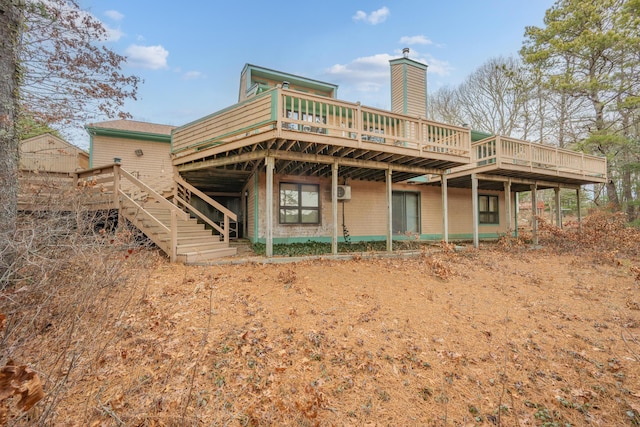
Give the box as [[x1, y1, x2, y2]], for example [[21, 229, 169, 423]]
[[246, 179, 257, 240], [238, 72, 249, 102], [390, 65, 404, 114], [92, 136, 173, 193], [253, 174, 509, 241], [406, 67, 426, 118], [20, 134, 86, 173], [390, 62, 427, 118]]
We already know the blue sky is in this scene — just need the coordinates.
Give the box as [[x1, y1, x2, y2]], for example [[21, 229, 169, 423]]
[[73, 0, 556, 148]]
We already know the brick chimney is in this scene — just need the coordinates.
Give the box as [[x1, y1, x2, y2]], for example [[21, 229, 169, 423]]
[[389, 48, 428, 117]]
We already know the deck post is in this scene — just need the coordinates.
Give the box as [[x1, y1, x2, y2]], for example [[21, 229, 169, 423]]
[[112, 164, 122, 232], [531, 184, 538, 245], [504, 180, 512, 233], [441, 173, 448, 243], [576, 187, 582, 231], [472, 174, 479, 248], [356, 102, 362, 148], [170, 209, 177, 263], [332, 161, 338, 255], [112, 163, 121, 210], [554, 187, 562, 229], [265, 157, 274, 257], [386, 167, 393, 252]]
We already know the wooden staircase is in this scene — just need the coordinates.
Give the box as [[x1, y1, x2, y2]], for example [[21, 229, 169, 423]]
[[71, 164, 238, 263], [121, 204, 236, 263]]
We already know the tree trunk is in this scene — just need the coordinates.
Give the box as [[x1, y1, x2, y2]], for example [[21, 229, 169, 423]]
[[0, 0, 23, 281], [606, 179, 621, 210]]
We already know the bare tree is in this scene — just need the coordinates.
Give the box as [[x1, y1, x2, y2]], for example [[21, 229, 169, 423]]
[[429, 56, 541, 139], [0, 0, 140, 278], [20, 0, 140, 125]]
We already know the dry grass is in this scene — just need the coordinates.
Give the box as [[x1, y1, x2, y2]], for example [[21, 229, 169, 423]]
[[1, 208, 640, 426]]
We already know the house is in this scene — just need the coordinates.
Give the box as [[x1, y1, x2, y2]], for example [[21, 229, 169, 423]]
[[19, 133, 90, 212], [85, 119, 176, 195], [20, 133, 89, 173], [86, 51, 607, 261]]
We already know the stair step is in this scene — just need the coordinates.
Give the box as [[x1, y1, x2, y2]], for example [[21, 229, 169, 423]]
[[177, 241, 228, 254], [177, 247, 238, 264]]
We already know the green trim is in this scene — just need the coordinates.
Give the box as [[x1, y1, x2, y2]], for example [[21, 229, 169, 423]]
[[420, 233, 504, 240], [254, 232, 505, 245], [88, 132, 94, 168], [389, 57, 428, 71], [253, 173, 259, 244], [255, 235, 386, 244], [84, 126, 171, 143]]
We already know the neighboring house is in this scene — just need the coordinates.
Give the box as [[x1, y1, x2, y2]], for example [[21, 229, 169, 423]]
[[87, 52, 607, 259], [20, 133, 89, 173], [85, 119, 176, 194]]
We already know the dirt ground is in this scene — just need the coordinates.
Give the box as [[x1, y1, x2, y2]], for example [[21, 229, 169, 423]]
[[3, 215, 640, 426]]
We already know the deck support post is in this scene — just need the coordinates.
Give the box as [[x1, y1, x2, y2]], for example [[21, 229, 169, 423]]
[[554, 187, 562, 229], [265, 156, 274, 257], [576, 187, 582, 231], [332, 161, 338, 255], [386, 167, 393, 252], [504, 180, 512, 234], [170, 210, 177, 263], [441, 173, 448, 244], [472, 174, 479, 248], [531, 184, 538, 245], [112, 163, 122, 233]]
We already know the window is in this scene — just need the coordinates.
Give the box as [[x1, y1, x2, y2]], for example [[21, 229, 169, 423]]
[[279, 183, 320, 224], [479, 195, 499, 224]]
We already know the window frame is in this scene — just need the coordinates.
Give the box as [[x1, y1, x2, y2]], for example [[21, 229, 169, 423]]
[[478, 194, 499, 225], [278, 182, 320, 225]]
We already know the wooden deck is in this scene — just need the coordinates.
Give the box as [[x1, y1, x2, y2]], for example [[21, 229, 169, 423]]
[[429, 135, 608, 191], [172, 88, 473, 193]]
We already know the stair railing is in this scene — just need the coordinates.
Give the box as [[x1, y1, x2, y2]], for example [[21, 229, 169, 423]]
[[73, 163, 188, 262], [173, 175, 238, 243]]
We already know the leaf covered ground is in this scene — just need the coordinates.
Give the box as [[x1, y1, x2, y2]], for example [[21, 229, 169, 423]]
[[2, 212, 640, 426]]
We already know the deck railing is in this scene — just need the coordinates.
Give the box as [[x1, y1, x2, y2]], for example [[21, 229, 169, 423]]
[[172, 88, 471, 160], [473, 135, 607, 179]]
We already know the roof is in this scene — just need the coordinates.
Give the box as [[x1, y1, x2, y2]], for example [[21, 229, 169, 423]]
[[85, 119, 176, 143], [86, 119, 176, 135], [21, 133, 87, 153]]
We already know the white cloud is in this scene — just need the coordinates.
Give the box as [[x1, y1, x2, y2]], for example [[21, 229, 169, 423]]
[[105, 10, 124, 21], [353, 7, 390, 25], [124, 45, 169, 70], [326, 53, 394, 94], [324, 51, 453, 103], [103, 25, 124, 42], [399, 35, 433, 46], [182, 71, 205, 80], [422, 54, 454, 76]]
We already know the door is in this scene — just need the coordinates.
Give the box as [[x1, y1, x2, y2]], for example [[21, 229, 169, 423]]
[[392, 191, 420, 234]]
